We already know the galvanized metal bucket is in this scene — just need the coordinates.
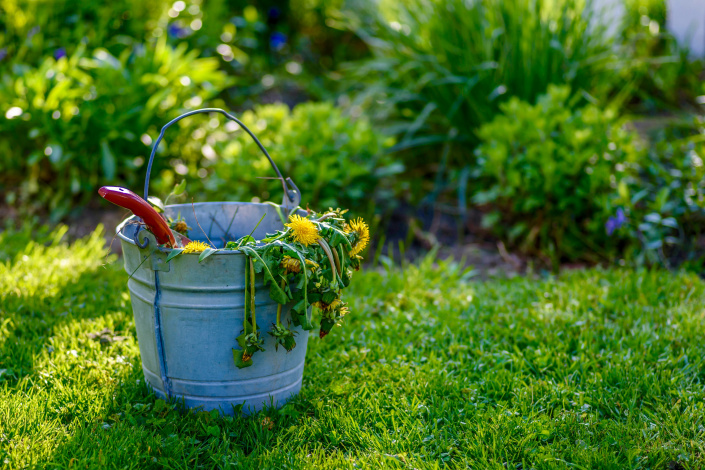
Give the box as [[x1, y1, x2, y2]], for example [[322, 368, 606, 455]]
[[116, 109, 307, 415]]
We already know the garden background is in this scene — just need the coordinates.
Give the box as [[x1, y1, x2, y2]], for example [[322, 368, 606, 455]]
[[2, 0, 705, 468]]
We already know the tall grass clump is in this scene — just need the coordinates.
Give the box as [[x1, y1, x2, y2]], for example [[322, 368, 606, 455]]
[[619, 0, 702, 112], [342, 0, 616, 190]]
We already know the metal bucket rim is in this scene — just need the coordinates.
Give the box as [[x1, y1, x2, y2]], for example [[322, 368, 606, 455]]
[[116, 201, 289, 255]]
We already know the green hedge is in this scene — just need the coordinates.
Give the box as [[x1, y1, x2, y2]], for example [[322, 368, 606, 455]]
[[610, 120, 705, 268]]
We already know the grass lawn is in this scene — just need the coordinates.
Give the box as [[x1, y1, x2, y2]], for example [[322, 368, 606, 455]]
[[1, 226, 704, 469]]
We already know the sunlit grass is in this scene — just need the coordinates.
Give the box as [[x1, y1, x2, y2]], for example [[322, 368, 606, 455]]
[[1, 226, 704, 468]]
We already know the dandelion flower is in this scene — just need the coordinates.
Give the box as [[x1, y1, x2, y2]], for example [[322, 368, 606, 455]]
[[285, 214, 321, 246], [347, 218, 370, 256], [282, 255, 319, 274], [338, 304, 350, 318], [305, 259, 319, 270], [281, 255, 301, 274], [313, 298, 341, 312], [173, 220, 191, 235], [182, 240, 211, 253]]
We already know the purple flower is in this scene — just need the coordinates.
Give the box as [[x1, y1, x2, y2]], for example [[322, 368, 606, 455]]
[[269, 32, 287, 51], [605, 208, 627, 235], [616, 208, 626, 225], [0, 48, 7, 61], [167, 23, 190, 39], [54, 47, 66, 60], [167, 23, 180, 37]]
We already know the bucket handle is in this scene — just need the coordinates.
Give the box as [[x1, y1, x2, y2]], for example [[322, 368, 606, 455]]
[[143, 108, 300, 210]]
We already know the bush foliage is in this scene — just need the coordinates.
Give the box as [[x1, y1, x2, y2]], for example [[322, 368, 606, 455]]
[[473, 86, 643, 263], [163, 102, 400, 212], [1, 0, 704, 269], [0, 0, 381, 218], [0, 39, 231, 218], [610, 119, 705, 267]]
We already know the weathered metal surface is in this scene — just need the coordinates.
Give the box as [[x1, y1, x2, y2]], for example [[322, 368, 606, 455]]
[[118, 202, 308, 415]]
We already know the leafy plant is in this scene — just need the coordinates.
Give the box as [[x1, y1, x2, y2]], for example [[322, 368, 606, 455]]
[[0, 0, 169, 64], [0, 0, 373, 218], [153, 0, 366, 108], [473, 85, 643, 264], [608, 118, 705, 268], [163, 102, 400, 214], [0, 38, 231, 218]]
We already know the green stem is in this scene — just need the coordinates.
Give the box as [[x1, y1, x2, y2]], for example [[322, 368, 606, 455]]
[[331, 245, 342, 276], [263, 201, 285, 226], [236, 213, 267, 249], [276, 279, 286, 326], [315, 212, 337, 222], [317, 239, 338, 283], [127, 247, 156, 281], [249, 258, 256, 332], [243, 257, 248, 332]]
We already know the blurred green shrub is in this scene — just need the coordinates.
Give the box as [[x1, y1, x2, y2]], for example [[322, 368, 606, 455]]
[[608, 119, 705, 268], [622, 0, 667, 36], [473, 85, 643, 264], [0, 38, 231, 218], [0, 0, 168, 62], [153, 0, 367, 108], [0, 0, 378, 219], [161, 102, 400, 213]]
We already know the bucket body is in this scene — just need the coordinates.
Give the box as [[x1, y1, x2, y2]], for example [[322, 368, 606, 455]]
[[118, 202, 308, 415]]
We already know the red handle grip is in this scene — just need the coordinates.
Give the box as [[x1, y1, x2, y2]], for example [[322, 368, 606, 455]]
[[99, 186, 176, 247]]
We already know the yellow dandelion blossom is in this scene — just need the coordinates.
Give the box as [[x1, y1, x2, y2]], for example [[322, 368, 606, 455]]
[[283, 258, 318, 274], [173, 220, 191, 234], [285, 214, 321, 246], [347, 218, 370, 256], [338, 305, 350, 318], [281, 255, 301, 274], [305, 259, 319, 270], [312, 298, 341, 312], [182, 240, 211, 253]]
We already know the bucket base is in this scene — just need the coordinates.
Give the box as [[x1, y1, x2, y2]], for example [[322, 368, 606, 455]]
[[142, 361, 305, 416], [149, 377, 303, 416]]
